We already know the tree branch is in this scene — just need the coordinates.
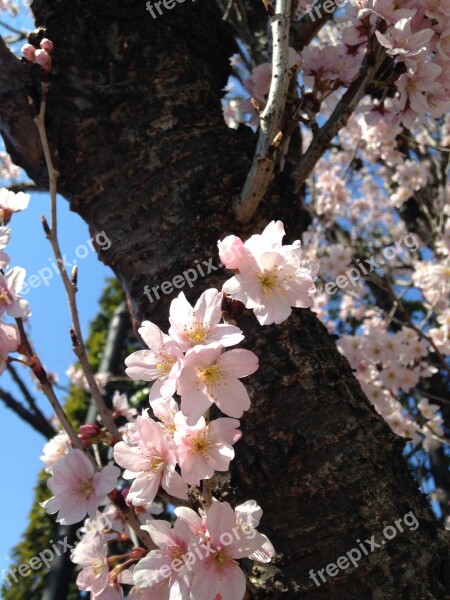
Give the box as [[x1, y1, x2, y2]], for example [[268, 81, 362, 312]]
[[0, 35, 45, 186], [7, 363, 56, 437], [294, 36, 386, 192], [233, 0, 293, 223], [0, 386, 55, 439]]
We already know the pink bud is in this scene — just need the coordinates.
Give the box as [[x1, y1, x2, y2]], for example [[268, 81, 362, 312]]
[[21, 44, 36, 62], [40, 38, 54, 52], [78, 423, 101, 443], [218, 235, 245, 270], [34, 49, 51, 66], [79, 423, 101, 436]]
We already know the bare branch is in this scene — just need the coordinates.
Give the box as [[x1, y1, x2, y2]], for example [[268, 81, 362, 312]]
[[294, 37, 386, 193], [7, 363, 56, 437], [233, 0, 293, 223], [0, 385, 55, 439]]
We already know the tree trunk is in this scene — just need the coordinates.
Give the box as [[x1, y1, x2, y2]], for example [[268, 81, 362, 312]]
[[1, 0, 450, 596]]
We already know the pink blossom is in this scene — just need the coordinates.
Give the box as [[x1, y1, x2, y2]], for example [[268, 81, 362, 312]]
[[0, 188, 30, 217], [375, 18, 435, 58], [41, 449, 120, 525], [94, 584, 123, 600], [35, 49, 51, 66], [40, 38, 54, 52], [177, 342, 259, 424], [0, 226, 11, 269], [395, 62, 442, 115], [0, 267, 30, 318], [40, 432, 70, 472], [234, 500, 275, 563], [0, 320, 19, 373], [133, 518, 194, 597], [71, 531, 110, 596], [437, 28, 450, 60], [419, 0, 450, 20], [21, 43, 36, 62], [222, 221, 318, 325], [169, 289, 243, 351], [125, 321, 183, 401], [188, 501, 271, 600], [173, 413, 241, 485], [150, 396, 179, 434], [112, 391, 137, 421], [113, 413, 188, 505], [217, 235, 245, 270]]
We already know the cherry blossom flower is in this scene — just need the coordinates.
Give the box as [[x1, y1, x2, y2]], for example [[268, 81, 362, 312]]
[[187, 501, 271, 600], [0, 320, 19, 374], [112, 391, 137, 421], [0, 267, 31, 318], [0, 188, 29, 223], [217, 235, 245, 270], [41, 449, 120, 525], [133, 517, 194, 597], [124, 321, 183, 401], [40, 432, 70, 472], [234, 500, 275, 563], [150, 395, 179, 434], [177, 342, 259, 424], [113, 413, 188, 505], [168, 289, 244, 351], [375, 18, 435, 58], [0, 226, 10, 269], [71, 531, 110, 597], [173, 413, 241, 485], [222, 221, 317, 325]]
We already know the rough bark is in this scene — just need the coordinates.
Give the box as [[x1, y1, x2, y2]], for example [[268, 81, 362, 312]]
[[1, 0, 450, 597]]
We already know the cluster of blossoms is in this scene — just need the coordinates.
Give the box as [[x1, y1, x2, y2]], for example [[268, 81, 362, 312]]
[[35, 221, 319, 600], [338, 319, 443, 449], [0, 188, 31, 373], [21, 38, 54, 69]]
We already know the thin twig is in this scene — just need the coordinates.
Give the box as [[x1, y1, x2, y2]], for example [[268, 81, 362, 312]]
[[34, 81, 121, 442], [293, 37, 386, 193]]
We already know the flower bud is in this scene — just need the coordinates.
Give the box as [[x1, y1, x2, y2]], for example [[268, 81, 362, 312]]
[[40, 38, 54, 52], [21, 44, 36, 62], [218, 235, 245, 270], [34, 49, 51, 66]]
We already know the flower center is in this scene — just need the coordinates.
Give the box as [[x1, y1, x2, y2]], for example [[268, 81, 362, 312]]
[[191, 434, 211, 455], [79, 479, 94, 498], [198, 365, 223, 386], [149, 457, 165, 472], [257, 269, 279, 295], [91, 558, 106, 578], [155, 353, 176, 380]]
